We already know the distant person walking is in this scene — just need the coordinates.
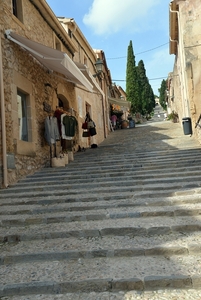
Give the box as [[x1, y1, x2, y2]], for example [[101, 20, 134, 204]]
[[111, 114, 117, 130]]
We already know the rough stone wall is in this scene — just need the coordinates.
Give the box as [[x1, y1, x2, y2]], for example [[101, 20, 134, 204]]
[[0, 0, 78, 187], [67, 22, 106, 146], [170, 0, 201, 141]]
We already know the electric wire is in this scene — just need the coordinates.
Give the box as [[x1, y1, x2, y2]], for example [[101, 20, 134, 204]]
[[113, 76, 168, 82], [107, 42, 169, 60]]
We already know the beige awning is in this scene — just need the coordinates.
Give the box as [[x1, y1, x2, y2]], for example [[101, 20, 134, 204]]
[[75, 62, 104, 96], [5, 30, 93, 92], [108, 97, 131, 109]]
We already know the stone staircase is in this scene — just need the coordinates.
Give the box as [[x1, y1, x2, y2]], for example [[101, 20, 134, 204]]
[[1, 121, 201, 299]]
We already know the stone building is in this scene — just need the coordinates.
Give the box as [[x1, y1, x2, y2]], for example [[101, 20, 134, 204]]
[[0, 0, 111, 188], [169, 0, 201, 140], [58, 18, 111, 144]]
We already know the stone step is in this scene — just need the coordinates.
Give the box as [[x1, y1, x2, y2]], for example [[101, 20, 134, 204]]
[[21, 149, 201, 172], [1, 178, 201, 198], [0, 188, 201, 206], [1, 122, 201, 298], [67, 153, 201, 166], [4, 175, 201, 193], [1, 215, 201, 243], [13, 171, 201, 187], [0, 255, 200, 296], [0, 244, 197, 266], [18, 167, 200, 186], [2, 289, 201, 300], [1, 204, 201, 226], [26, 156, 201, 173], [0, 183, 201, 202], [1, 231, 201, 261]]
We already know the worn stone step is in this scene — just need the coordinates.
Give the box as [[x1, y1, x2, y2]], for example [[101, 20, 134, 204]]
[[63, 154, 201, 167], [20, 150, 201, 175], [2, 231, 201, 262], [0, 255, 200, 296], [0, 184, 201, 206], [1, 179, 201, 198], [1, 204, 201, 227], [2, 289, 201, 300], [1, 122, 201, 298], [13, 173, 201, 188], [0, 245, 197, 266], [5, 175, 201, 194], [1, 199, 201, 215], [23, 156, 201, 174], [18, 168, 201, 185], [1, 215, 201, 243], [1, 192, 201, 215]]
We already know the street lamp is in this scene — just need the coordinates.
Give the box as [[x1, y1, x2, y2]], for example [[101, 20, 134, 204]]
[[93, 58, 104, 78]]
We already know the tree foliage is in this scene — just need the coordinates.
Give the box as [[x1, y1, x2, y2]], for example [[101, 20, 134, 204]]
[[126, 41, 155, 116], [159, 79, 167, 110]]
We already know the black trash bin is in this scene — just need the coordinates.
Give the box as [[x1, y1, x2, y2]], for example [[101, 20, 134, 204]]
[[182, 117, 192, 135]]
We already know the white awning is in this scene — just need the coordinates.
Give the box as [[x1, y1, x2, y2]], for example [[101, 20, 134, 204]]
[[108, 97, 131, 109], [75, 62, 104, 96], [5, 30, 93, 92]]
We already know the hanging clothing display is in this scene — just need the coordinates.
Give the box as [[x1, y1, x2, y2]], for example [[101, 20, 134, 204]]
[[61, 113, 73, 140], [44, 116, 60, 145], [82, 112, 97, 137], [63, 115, 78, 137], [54, 108, 63, 136]]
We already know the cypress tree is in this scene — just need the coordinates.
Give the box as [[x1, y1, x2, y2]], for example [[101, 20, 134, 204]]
[[159, 79, 167, 110], [137, 60, 155, 117], [126, 41, 141, 114]]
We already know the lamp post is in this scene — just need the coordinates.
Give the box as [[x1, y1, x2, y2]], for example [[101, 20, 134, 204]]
[[93, 58, 104, 78], [94, 58, 106, 138]]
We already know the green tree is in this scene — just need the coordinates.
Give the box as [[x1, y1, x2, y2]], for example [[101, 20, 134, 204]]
[[159, 79, 167, 110], [126, 41, 141, 113], [137, 60, 155, 117]]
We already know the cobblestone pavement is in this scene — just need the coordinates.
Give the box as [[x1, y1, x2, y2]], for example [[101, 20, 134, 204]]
[[1, 119, 201, 299]]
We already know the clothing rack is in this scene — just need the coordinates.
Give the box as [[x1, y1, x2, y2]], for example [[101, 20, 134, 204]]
[[55, 106, 77, 117]]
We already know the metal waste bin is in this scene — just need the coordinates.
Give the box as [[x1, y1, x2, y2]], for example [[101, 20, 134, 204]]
[[182, 117, 192, 135]]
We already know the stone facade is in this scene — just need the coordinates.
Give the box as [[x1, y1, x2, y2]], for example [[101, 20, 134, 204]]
[[0, 0, 111, 188], [169, 0, 201, 141], [58, 18, 110, 147]]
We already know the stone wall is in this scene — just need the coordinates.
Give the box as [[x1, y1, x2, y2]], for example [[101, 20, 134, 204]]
[[169, 0, 201, 142], [0, 0, 89, 187]]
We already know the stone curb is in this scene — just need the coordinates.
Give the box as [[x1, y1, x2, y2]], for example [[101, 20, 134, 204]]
[[1, 224, 201, 243], [1, 181, 201, 199], [0, 275, 196, 296], [2, 208, 201, 226], [0, 245, 192, 265]]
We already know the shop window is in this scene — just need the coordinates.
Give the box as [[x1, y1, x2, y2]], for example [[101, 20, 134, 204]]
[[17, 90, 28, 142], [12, 0, 23, 23]]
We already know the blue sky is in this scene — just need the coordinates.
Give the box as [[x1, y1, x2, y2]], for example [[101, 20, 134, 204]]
[[46, 0, 175, 96]]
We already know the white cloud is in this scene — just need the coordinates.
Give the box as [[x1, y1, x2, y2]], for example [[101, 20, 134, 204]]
[[83, 0, 161, 36], [145, 47, 175, 94], [146, 47, 175, 77]]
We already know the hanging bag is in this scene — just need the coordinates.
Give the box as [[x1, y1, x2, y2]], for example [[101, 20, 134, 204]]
[[89, 127, 97, 136], [82, 122, 88, 129], [82, 130, 89, 137], [87, 121, 95, 128]]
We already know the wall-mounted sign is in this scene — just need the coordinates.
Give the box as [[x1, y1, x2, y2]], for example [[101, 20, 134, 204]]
[[43, 102, 51, 113]]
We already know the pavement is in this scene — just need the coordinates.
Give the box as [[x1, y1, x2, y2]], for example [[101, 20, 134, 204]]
[[1, 118, 201, 299]]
